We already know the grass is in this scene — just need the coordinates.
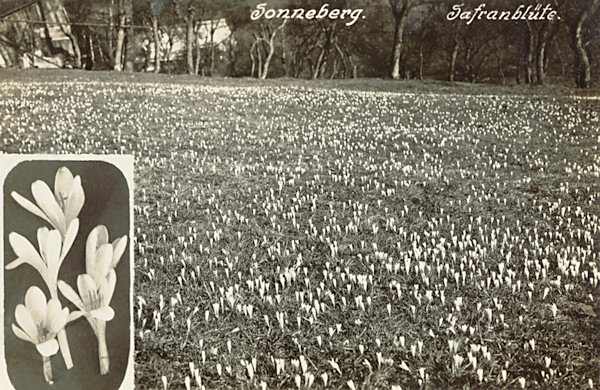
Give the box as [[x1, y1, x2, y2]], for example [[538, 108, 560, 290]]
[[1, 69, 599, 389]]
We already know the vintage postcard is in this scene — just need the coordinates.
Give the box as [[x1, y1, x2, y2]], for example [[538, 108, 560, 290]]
[[0, 1, 598, 389]]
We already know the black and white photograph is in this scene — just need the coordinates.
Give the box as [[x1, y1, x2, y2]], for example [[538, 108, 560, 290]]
[[0, 0, 599, 388], [1, 156, 134, 389]]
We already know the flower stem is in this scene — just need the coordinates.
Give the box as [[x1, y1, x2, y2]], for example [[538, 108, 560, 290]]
[[97, 321, 109, 375], [57, 328, 73, 369], [51, 290, 73, 369], [43, 355, 53, 384]]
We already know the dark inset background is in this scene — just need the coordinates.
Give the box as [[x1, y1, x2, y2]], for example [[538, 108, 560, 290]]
[[3, 160, 130, 390]]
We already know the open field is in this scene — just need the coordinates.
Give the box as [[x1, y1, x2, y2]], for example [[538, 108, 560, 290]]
[[1, 70, 599, 389]]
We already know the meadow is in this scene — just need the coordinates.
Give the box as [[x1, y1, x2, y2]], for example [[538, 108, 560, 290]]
[[1, 70, 599, 389]]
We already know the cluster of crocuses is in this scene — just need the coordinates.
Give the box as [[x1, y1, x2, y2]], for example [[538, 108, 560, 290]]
[[6, 167, 127, 383]]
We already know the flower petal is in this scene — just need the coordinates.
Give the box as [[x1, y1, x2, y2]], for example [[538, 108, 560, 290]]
[[31, 180, 66, 234], [67, 310, 84, 323], [46, 299, 67, 335], [8, 233, 48, 285], [36, 227, 50, 263], [5, 257, 28, 270], [44, 230, 62, 286], [111, 236, 128, 269], [11, 191, 53, 226], [25, 286, 47, 325], [64, 176, 85, 223], [54, 167, 74, 205], [103, 270, 117, 306], [86, 225, 108, 274], [12, 324, 35, 343], [91, 244, 113, 285], [60, 219, 79, 262], [15, 304, 39, 343], [58, 280, 86, 312], [36, 339, 59, 357], [77, 274, 98, 310], [91, 306, 114, 321]]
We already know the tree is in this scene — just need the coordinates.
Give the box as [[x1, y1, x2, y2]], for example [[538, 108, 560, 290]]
[[249, 18, 287, 79], [173, 0, 225, 75], [114, 0, 133, 71], [388, 0, 430, 79], [149, 0, 167, 73], [63, 0, 104, 69], [57, 1, 82, 68], [566, 0, 600, 88]]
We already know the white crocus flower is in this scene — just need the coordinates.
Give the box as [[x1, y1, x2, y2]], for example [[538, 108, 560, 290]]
[[12, 286, 70, 383], [57, 225, 127, 375], [6, 220, 78, 369], [58, 271, 117, 375], [59, 271, 117, 322], [11, 167, 84, 237], [86, 225, 128, 275]]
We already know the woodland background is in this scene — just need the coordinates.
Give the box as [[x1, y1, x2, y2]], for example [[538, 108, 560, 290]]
[[0, 0, 599, 87]]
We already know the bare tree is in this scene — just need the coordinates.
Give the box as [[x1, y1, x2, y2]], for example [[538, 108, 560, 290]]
[[63, 0, 93, 69], [114, 0, 132, 71], [174, 0, 202, 74], [261, 19, 287, 79], [388, 0, 431, 79], [250, 19, 287, 79], [311, 24, 336, 79], [148, 0, 165, 73], [567, 0, 600, 88]]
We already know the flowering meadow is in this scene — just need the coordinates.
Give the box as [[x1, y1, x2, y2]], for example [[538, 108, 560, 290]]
[[1, 71, 599, 389]]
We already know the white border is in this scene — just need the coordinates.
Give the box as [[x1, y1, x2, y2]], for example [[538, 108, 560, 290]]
[[0, 154, 134, 390]]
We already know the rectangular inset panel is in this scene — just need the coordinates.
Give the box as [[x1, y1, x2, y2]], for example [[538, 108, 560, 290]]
[[1, 155, 133, 390]]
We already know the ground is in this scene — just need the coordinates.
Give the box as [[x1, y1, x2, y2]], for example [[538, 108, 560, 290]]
[[1, 69, 599, 389]]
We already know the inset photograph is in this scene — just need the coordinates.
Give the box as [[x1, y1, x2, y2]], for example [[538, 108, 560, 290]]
[[1, 156, 133, 390]]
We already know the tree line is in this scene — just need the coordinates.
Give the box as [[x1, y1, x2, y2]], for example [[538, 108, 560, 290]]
[[57, 0, 600, 87]]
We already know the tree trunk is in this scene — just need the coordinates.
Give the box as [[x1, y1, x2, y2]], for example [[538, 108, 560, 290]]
[[320, 60, 327, 78], [389, 1, 409, 80], [495, 52, 505, 85], [109, 0, 114, 62], [554, 39, 565, 78], [281, 24, 289, 77], [113, 0, 131, 71], [313, 46, 326, 79], [313, 26, 335, 79], [348, 55, 358, 78], [449, 40, 459, 81], [525, 21, 536, 84], [571, 0, 599, 88], [261, 38, 274, 79], [418, 49, 423, 80], [114, 14, 126, 70], [333, 41, 348, 79], [250, 39, 257, 77], [88, 33, 95, 66], [257, 40, 263, 78], [64, 30, 81, 68], [186, 18, 194, 75], [152, 15, 161, 73], [261, 20, 287, 80], [98, 41, 106, 63], [464, 44, 473, 81], [536, 38, 547, 85], [330, 59, 338, 79], [195, 43, 202, 75], [210, 20, 216, 76], [390, 15, 407, 79]]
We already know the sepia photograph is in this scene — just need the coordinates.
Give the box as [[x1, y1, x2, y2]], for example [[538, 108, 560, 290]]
[[0, 0, 598, 388]]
